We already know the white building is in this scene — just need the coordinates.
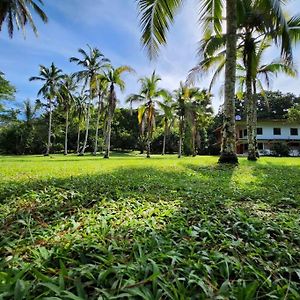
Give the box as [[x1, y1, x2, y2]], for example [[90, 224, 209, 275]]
[[236, 120, 300, 156]]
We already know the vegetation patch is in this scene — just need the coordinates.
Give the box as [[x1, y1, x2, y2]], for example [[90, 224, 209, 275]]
[[0, 155, 300, 299]]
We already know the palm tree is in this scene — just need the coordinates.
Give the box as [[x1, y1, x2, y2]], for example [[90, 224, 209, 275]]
[[137, 0, 296, 164], [93, 75, 108, 156], [103, 65, 134, 159], [126, 71, 163, 158], [174, 84, 210, 157], [57, 75, 77, 155], [70, 45, 110, 155], [236, 39, 297, 159], [74, 93, 87, 154], [157, 90, 175, 155], [190, 18, 299, 161], [29, 63, 64, 156], [0, 0, 48, 38]]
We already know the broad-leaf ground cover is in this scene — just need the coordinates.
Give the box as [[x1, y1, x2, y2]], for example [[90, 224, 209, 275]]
[[0, 154, 300, 299]]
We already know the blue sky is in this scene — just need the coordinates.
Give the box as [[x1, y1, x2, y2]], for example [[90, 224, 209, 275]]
[[0, 0, 300, 113]]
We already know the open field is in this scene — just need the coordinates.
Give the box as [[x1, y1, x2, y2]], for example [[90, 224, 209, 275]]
[[1, 154, 300, 299]]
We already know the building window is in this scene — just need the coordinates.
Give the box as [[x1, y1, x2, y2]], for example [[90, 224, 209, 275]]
[[244, 129, 247, 137], [273, 128, 281, 135], [290, 128, 298, 136], [244, 144, 248, 151], [257, 127, 263, 135], [239, 130, 243, 138], [258, 143, 263, 150]]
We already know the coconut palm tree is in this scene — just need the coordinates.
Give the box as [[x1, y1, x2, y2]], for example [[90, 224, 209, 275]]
[[74, 92, 87, 154], [157, 90, 175, 155], [29, 63, 64, 156], [174, 84, 211, 157], [70, 45, 110, 155], [103, 65, 134, 159], [190, 32, 298, 160], [126, 71, 163, 158], [57, 75, 77, 155], [93, 74, 108, 155], [236, 39, 297, 159], [137, 0, 295, 164], [0, 0, 48, 38]]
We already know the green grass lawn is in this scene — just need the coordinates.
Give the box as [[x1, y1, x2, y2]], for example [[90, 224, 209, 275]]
[[1, 154, 300, 299]]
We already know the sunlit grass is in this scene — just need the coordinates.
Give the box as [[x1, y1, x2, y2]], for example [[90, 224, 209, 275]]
[[0, 154, 300, 299]]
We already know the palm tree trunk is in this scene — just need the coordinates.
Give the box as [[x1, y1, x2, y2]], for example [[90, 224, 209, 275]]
[[253, 80, 259, 158], [218, 0, 238, 164], [246, 71, 257, 161], [162, 122, 167, 155], [45, 98, 52, 156], [146, 139, 151, 158], [93, 94, 102, 156], [76, 125, 81, 154], [104, 115, 112, 158], [64, 109, 69, 156], [192, 128, 196, 157], [79, 98, 91, 156], [178, 119, 183, 158]]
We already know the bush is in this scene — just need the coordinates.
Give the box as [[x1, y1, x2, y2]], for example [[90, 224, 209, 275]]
[[271, 142, 290, 157]]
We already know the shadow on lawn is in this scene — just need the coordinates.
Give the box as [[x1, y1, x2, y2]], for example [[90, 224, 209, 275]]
[[1, 162, 300, 298]]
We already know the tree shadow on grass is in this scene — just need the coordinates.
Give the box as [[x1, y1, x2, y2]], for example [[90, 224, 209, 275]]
[[0, 163, 300, 298]]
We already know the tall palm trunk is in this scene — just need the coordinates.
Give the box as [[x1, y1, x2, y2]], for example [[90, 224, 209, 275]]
[[104, 84, 115, 159], [178, 117, 183, 158], [146, 119, 152, 158], [218, 0, 238, 164], [253, 80, 259, 158], [76, 124, 81, 154], [162, 121, 167, 155], [104, 116, 112, 158], [93, 93, 103, 156], [246, 67, 256, 161], [79, 97, 91, 156], [64, 109, 69, 156], [45, 98, 52, 156]]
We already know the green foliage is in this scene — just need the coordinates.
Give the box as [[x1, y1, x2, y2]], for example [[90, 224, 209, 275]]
[[271, 142, 290, 157], [0, 155, 300, 298], [0, 72, 16, 105]]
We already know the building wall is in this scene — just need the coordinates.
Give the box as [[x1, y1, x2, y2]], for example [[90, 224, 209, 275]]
[[236, 121, 300, 156], [238, 122, 300, 140]]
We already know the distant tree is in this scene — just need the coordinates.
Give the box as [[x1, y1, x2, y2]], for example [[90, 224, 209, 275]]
[[70, 45, 110, 155], [57, 75, 77, 155], [157, 90, 175, 155], [288, 105, 300, 123], [0, 0, 48, 38], [93, 75, 108, 155], [0, 71, 15, 111], [29, 63, 64, 155], [74, 93, 87, 154], [103, 65, 134, 158], [127, 71, 164, 158]]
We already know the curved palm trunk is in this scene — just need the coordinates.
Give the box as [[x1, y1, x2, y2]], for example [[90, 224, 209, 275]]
[[79, 97, 91, 156], [45, 98, 52, 156], [64, 109, 69, 155], [218, 0, 238, 164], [253, 80, 259, 158], [93, 93, 103, 156]]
